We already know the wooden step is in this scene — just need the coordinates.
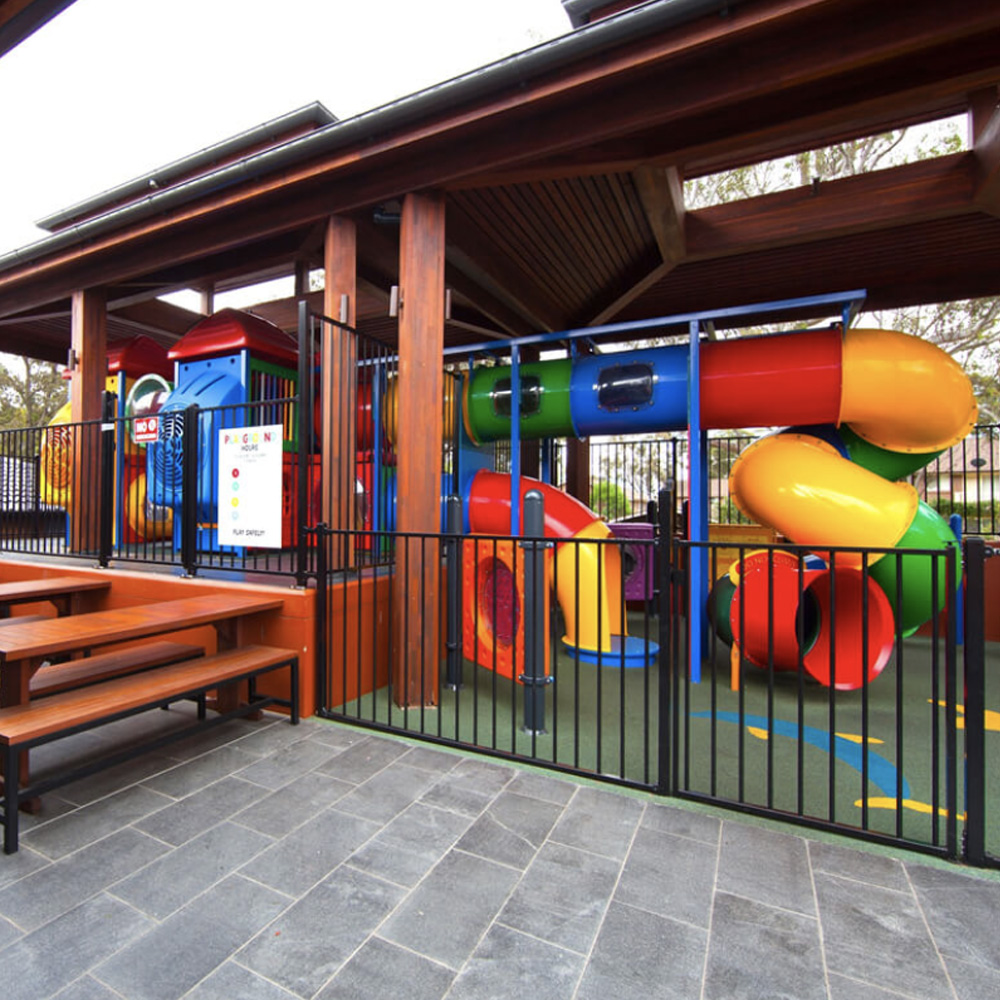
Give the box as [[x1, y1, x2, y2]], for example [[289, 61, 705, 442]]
[[30, 641, 204, 697], [0, 645, 298, 746], [0, 615, 50, 628]]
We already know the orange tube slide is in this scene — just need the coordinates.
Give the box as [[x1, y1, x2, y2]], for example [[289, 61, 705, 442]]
[[468, 470, 625, 658]]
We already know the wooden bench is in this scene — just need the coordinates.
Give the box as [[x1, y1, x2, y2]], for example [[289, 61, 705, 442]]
[[0, 645, 299, 853], [0, 615, 50, 629], [29, 640, 205, 697]]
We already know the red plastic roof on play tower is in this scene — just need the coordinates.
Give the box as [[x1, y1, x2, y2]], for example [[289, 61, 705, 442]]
[[106, 334, 173, 380], [168, 308, 298, 367]]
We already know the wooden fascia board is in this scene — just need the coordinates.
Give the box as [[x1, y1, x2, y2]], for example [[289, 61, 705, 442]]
[[685, 153, 980, 260], [0, 324, 66, 363], [974, 97, 1000, 216]]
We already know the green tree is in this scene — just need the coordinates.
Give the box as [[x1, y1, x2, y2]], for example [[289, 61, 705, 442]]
[[590, 479, 631, 520], [0, 354, 68, 431]]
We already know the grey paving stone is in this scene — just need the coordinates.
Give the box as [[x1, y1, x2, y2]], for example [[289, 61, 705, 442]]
[[238, 866, 405, 998], [455, 790, 564, 869], [576, 901, 707, 1000], [716, 822, 816, 916], [507, 768, 578, 805], [155, 714, 263, 761], [399, 744, 462, 774], [110, 821, 273, 920], [907, 863, 1000, 971], [0, 913, 22, 950], [0, 893, 155, 1000], [94, 874, 289, 1000], [183, 960, 300, 999], [51, 977, 124, 1000], [236, 738, 339, 790], [315, 733, 410, 783], [0, 843, 50, 890], [420, 758, 515, 818], [0, 828, 169, 931], [828, 972, 928, 999], [232, 771, 354, 837], [347, 802, 472, 887], [140, 743, 260, 798], [135, 774, 269, 846], [304, 723, 373, 751], [642, 800, 721, 845], [615, 824, 717, 928], [809, 840, 910, 892], [946, 955, 1000, 1000], [335, 761, 439, 823], [230, 718, 317, 758], [55, 751, 179, 806], [316, 935, 455, 1000], [244, 807, 382, 896], [703, 891, 826, 1000], [548, 785, 642, 861], [500, 840, 620, 954], [447, 923, 585, 1000], [815, 871, 953, 1000], [380, 849, 520, 969], [20, 783, 172, 860]]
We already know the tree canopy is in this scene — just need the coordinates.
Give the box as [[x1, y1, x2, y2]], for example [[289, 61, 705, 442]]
[[0, 354, 67, 431]]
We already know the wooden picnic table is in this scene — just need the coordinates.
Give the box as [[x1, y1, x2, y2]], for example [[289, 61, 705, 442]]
[[0, 592, 285, 707], [0, 591, 285, 800], [0, 576, 111, 618]]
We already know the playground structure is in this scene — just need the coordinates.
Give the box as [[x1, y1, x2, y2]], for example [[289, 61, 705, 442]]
[[53, 298, 977, 693], [145, 309, 303, 554], [40, 334, 175, 544]]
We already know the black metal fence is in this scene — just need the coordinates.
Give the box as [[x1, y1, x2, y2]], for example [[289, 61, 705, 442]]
[[313, 493, 995, 866], [312, 501, 663, 791]]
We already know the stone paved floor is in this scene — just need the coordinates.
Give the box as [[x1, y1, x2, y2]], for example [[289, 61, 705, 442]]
[[0, 708, 998, 1000]]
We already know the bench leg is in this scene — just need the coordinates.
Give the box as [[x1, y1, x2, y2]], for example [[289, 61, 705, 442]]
[[3, 746, 19, 854], [290, 659, 300, 725]]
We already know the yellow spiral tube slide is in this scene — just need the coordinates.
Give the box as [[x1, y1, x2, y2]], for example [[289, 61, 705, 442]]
[[730, 329, 977, 636]]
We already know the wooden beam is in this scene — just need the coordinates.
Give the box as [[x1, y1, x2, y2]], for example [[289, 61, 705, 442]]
[[69, 288, 106, 554], [973, 90, 1000, 216], [321, 216, 357, 569], [632, 165, 685, 267], [394, 191, 445, 707], [685, 153, 978, 259]]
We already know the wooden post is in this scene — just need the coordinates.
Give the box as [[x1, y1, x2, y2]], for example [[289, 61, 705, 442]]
[[394, 191, 445, 706], [565, 437, 591, 506], [69, 288, 106, 554], [519, 345, 540, 479], [321, 217, 357, 568]]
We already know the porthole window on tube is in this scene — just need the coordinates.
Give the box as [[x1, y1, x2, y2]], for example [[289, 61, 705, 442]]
[[490, 375, 542, 418], [597, 363, 654, 411]]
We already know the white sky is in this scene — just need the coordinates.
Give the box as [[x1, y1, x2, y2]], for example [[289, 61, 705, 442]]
[[0, 0, 571, 258]]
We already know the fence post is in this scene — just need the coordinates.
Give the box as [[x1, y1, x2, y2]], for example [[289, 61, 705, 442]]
[[963, 537, 987, 865], [445, 496, 463, 690], [314, 522, 329, 713], [180, 403, 200, 577], [98, 392, 116, 567], [520, 489, 551, 734], [657, 481, 676, 795], [295, 300, 312, 587]]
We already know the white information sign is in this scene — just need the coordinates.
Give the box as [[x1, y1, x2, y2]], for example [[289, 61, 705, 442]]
[[217, 425, 283, 548]]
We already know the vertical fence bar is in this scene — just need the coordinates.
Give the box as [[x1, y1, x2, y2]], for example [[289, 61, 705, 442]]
[[657, 482, 675, 795], [180, 403, 200, 576], [314, 523, 329, 712], [521, 490, 549, 734], [963, 537, 987, 864], [445, 496, 463, 690], [98, 393, 116, 567], [296, 300, 313, 586]]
